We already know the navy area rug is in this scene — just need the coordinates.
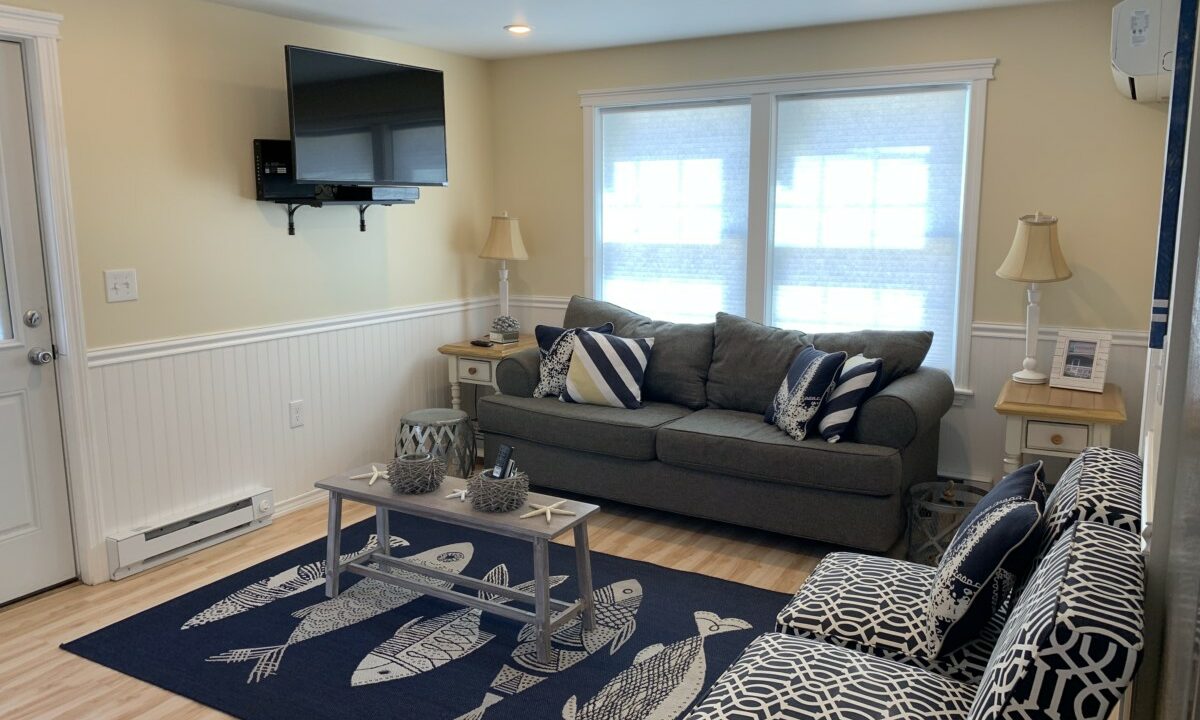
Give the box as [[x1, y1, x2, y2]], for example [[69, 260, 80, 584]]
[[63, 512, 790, 720]]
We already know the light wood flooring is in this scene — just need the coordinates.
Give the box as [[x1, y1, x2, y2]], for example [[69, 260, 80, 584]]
[[0, 497, 830, 720]]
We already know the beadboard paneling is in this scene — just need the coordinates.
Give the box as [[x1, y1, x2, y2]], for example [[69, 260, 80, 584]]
[[87, 300, 495, 533]]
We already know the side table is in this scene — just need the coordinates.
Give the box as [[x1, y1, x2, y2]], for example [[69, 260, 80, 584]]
[[437, 335, 538, 411], [994, 380, 1127, 475]]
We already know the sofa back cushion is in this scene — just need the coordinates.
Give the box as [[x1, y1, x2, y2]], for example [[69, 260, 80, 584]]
[[810, 330, 934, 387], [562, 296, 713, 409], [968, 521, 1145, 720], [707, 313, 810, 413], [1040, 447, 1143, 555]]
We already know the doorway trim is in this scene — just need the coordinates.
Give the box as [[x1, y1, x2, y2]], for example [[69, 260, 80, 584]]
[[0, 5, 106, 584]]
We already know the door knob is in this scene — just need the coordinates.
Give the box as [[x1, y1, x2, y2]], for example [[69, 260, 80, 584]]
[[28, 347, 53, 365]]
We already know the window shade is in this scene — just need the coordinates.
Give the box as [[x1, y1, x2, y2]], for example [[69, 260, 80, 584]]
[[599, 101, 751, 323], [770, 86, 970, 374]]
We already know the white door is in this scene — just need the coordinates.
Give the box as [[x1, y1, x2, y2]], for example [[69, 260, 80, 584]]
[[0, 39, 75, 605]]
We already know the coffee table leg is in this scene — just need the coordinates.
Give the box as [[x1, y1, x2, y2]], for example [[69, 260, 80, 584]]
[[325, 491, 343, 599], [574, 523, 596, 631], [376, 506, 391, 557], [533, 537, 552, 664]]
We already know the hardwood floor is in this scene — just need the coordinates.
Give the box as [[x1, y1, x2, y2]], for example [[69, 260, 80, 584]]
[[0, 496, 830, 719]]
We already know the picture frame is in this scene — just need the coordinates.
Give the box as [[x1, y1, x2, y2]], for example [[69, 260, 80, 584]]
[[1049, 330, 1112, 393]]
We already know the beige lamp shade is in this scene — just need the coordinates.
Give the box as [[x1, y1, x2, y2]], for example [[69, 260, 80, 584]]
[[479, 213, 528, 261], [996, 213, 1072, 283]]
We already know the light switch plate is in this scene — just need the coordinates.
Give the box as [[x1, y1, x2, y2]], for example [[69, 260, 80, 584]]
[[104, 269, 138, 303]]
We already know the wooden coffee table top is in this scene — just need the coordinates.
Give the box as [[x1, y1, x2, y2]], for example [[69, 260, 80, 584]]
[[317, 465, 599, 541]]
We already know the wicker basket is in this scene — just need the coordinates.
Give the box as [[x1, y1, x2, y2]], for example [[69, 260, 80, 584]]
[[468, 470, 529, 513], [387, 453, 446, 494]]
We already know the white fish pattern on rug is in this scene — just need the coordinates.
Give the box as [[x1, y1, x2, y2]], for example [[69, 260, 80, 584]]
[[182, 534, 410, 630], [206, 543, 473, 683], [562, 611, 752, 720], [454, 579, 644, 720], [351, 565, 569, 686]]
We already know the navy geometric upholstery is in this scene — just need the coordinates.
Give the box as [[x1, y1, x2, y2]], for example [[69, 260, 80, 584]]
[[1041, 447, 1142, 553], [687, 632, 977, 720], [775, 552, 998, 683], [967, 521, 1145, 720]]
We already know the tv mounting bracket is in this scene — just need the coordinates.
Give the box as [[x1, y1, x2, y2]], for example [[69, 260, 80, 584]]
[[276, 199, 415, 236]]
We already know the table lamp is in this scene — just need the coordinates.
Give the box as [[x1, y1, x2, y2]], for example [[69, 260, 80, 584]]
[[996, 212, 1072, 384], [479, 212, 528, 343]]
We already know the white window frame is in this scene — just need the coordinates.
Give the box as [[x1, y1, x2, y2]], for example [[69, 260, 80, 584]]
[[580, 59, 994, 392]]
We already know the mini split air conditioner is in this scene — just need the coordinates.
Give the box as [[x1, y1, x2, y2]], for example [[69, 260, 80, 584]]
[[1113, 0, 1180, 102]]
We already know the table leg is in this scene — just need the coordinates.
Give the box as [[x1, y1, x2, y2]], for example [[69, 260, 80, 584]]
[[574, 523, 596, 631], [1002, 416, 1022, 477], [325, 491, 344, 598], [448, 355, 461, 411], [1093, 423, 1112, 447], [376, 506, 391, 558], [533, 537, 552, 663]]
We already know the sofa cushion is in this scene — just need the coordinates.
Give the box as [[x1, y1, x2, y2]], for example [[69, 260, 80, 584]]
[[477, 395, 689, 461], [687, 632, 976, 720], [969, 522, 1145, 720], [811, 329, 934, 386], [657, 408, 901, 496], [707, 313, 810, 413], [776, 552, 999, 684], [1041, 447, 1143, 554], [562, 296, 713, 410]]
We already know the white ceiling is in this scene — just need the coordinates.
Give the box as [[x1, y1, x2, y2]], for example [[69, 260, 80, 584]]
[[212, 0, 1063, 60]]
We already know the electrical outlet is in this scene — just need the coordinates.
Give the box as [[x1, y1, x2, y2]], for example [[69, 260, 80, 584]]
[[104, 269, 138, 303], [288, 399, 304, 428]]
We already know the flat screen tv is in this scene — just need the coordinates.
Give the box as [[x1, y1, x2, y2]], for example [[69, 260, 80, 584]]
[[286, 46, 447, 186]]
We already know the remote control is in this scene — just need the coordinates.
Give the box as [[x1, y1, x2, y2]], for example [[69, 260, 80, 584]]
[[492, 444, 513, 479], [471, 339, 494, 347]]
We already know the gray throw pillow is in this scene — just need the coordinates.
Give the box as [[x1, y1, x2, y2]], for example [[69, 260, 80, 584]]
[[810, 329, 934, 386], [707, 313, 810, 413]]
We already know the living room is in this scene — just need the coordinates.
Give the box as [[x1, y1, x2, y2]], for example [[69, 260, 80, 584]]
[[0, 0, 1196, 718]]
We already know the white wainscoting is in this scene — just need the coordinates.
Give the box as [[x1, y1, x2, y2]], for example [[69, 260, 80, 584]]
[[510, 297, 1148, 484], [86, 298, 496, 535], [84, 294, 1148, 542]]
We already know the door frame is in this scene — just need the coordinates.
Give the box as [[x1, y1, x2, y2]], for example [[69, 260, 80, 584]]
[[0, 5, 106, 584]]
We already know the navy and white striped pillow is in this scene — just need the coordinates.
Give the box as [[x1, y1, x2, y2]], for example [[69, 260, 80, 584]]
[[818, 354, 883, 443], [561, 331, 655, 409]]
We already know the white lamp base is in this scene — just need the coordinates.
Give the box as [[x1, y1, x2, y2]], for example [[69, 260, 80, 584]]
[[1010, 282, 1049, 385], [1012, 368, 1048, 384]]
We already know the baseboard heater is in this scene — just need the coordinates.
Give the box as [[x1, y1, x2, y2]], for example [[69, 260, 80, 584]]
[[106, 487, 275, 580]]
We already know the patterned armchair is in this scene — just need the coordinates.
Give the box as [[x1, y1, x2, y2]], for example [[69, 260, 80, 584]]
[[687, 448, 1146, 720]]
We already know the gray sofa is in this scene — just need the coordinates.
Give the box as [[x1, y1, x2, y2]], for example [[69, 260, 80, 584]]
[[477, 296, 954, 551]]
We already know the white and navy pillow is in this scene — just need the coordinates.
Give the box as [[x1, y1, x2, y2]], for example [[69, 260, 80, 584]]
[[766, 347, 847, 442], [817, 354, 883, 443], [561, 331, 654, 409], [531, 322, 614, 399], [926, 496, 1043, 657]]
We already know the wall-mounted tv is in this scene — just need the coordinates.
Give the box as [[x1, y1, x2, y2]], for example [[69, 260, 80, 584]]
[[285, 46, 448, 187]]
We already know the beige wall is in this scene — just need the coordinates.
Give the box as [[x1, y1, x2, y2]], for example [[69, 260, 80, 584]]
[[17, 0, 495, 348], [488, 0, 1168, 331]]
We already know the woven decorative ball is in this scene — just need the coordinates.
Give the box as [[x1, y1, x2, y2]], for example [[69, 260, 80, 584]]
[[467, 470, 529, 513], [388, 453, 446, 494], [491, 315, 521, 334]]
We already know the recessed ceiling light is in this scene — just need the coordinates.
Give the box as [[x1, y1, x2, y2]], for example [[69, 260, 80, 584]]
[[504, 24, 533, 35]]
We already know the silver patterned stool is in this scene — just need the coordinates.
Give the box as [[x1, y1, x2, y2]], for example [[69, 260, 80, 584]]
[[394, 408, 476, 478]]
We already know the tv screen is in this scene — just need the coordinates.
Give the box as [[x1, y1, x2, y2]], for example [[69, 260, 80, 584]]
[[286, 46, 448, 186]]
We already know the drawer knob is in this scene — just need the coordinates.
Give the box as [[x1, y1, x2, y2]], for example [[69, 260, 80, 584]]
[[1051, 433, 1064, 446], [467, 366, 477, 376]]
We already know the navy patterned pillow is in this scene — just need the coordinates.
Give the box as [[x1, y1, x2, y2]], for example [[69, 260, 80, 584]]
[[765, 347, 847, 441], [960, 461, 1047, 530], [927, 497, 1043, 657], [531, 322, 614, 399], [817, 354, 883, 443]]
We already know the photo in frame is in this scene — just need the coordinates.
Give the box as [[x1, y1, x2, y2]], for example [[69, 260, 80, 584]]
[[1049, 330, 1112, 392]]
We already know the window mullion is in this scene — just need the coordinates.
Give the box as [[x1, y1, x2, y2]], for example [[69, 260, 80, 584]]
[[746, 93, 772, 324]]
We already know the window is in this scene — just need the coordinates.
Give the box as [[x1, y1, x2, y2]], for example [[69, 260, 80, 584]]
[[583, 61, 991, 386]]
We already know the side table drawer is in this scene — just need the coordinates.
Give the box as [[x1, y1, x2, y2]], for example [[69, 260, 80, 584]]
[[457, 358, 492, 383], [1026, 421, 1088, 453]]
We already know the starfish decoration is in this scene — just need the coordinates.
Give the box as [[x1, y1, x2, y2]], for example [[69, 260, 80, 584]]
[[445, 488, 470, 502], [349, 464, 389, 486], [520, 500, 577, 525]]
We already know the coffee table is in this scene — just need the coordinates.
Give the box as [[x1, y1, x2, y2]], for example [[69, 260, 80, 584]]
[[316, 466, 600, 662]]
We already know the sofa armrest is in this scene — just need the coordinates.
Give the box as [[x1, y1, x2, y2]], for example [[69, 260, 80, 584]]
[[496, 348, 541, 397], [852, 367, 953, 449]]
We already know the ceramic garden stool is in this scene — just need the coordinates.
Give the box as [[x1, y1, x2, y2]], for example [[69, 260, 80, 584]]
[[395, 408, 476, 478]]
